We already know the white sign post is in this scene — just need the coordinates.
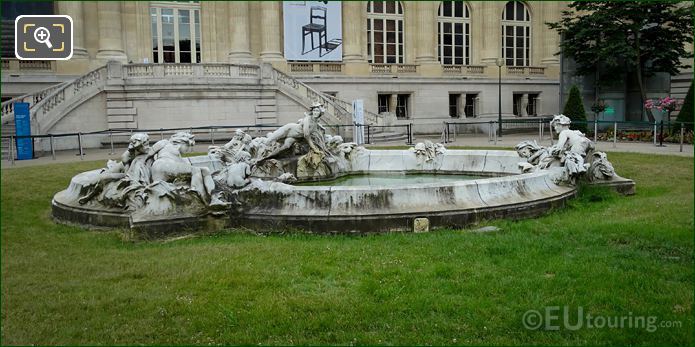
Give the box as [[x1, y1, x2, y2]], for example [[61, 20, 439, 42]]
[[352, 99, 365, 145]]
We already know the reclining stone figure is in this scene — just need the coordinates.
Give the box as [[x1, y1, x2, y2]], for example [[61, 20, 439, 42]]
[[515, 114, 614, 185], [257, 101, 327, 162], [150, 132, 215, 203]]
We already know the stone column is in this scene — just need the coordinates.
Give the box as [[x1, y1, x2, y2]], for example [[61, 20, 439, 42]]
[[259, 1, 284, 61], [342, 1, 363, 62], [59, 1, 88, 57], [414, 2, 437, 64], [541, 2, 560, 65], [228, 2, 255, 63], [95, 1, 127, 62], [480, 2, 501, 65]]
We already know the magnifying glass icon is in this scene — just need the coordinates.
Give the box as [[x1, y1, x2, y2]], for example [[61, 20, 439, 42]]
[[33, 27, 52, 49]]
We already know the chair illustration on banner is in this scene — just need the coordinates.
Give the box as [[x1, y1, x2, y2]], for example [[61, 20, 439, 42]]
[[301, 6, 328, 56], [300, 5, 343, 57]]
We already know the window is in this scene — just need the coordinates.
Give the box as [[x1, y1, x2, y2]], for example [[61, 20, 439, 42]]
[[465, 93, 479, 117], [438, 1, 470, 65], [449, 93, 479, 118], [378, 94, 390, 113], [501, 1, 530, 67], [527, 93, 540, 116], [150, 3, 201, 63], [396, 94, 410, 119], [513, 93, 539, 116], [367, 1, 404, 64], [378, 93, 410, 118], [449, 94, 460, 117]]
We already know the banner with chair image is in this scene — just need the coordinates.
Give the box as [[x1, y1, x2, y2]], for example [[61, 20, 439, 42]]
[[283, 1, 342, 61]]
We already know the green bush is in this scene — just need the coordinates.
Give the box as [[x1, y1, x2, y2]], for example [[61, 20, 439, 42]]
[[563, 85, 588, 133], [675, 81, 693, 131]]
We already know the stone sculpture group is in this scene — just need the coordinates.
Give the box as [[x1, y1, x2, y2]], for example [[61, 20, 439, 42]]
[[61, 101, 365, 218], [515, 114, 616, 184], [57, 107, 621, 228]]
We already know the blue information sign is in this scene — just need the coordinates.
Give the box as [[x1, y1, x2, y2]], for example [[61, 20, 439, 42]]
[[13, 102, 33, 160]]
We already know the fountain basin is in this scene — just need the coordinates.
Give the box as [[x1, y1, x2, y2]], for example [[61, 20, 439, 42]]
[[229, 150, 578, 233], [52, 149, 633, 236]]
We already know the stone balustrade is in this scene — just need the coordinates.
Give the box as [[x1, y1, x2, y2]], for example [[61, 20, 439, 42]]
[[318, 63, 343, 73], [370, 64, 393, 74], [123, 63, 261, 79], [288, 63, 313, 73], [528, 66, 546, 75], [33, 66, 108, 132], [1, 83, 66, 121], [506, 66, 547, 76], [1, 58, 54, 72], [442, 65, 486, 75], [288, 62, 344, 74], [369, 64, 420, 74], [396, 64, 418, 73]]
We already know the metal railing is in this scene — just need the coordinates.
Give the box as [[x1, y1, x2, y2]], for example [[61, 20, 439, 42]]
[[442, 118, 694, 151], [1, 122, 417, 165]]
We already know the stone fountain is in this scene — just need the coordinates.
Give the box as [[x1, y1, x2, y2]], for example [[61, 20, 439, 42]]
[[52, 106, 634, 236]]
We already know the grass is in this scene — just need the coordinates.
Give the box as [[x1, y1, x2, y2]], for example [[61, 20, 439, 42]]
[[1, 152, 693, 345]]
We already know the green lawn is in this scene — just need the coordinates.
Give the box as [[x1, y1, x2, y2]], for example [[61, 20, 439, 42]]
[[1, 152, 693, 345]]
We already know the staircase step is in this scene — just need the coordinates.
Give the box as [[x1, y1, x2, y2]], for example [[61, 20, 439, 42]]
[[106, 100, 133, 108], [107, 108, 137, 116], [367, 131, 408, 143], [255, 105, 276, 113]]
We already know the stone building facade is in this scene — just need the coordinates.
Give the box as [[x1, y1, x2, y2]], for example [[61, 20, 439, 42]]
[[2, 1, 567, 133]]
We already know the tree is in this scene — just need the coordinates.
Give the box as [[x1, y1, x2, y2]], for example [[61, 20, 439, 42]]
[[548, 1, 694, 122], [675, 81, 693, 131], [563, 85, 588, 133]]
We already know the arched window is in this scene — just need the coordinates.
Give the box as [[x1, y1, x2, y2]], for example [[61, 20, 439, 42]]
[[367, 1, 404, 64], [438, 1, 470, 65], [501, 1, 530, 66]]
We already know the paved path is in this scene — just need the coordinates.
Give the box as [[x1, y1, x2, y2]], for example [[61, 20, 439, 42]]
[[2, 134, 692, 169]]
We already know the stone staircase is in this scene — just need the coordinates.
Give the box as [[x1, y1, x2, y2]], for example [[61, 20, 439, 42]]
[[367, 128, 409, 143], [254, 92, 277, 125], [1, 62, 385, 156], [106, 98, 138, 129]]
